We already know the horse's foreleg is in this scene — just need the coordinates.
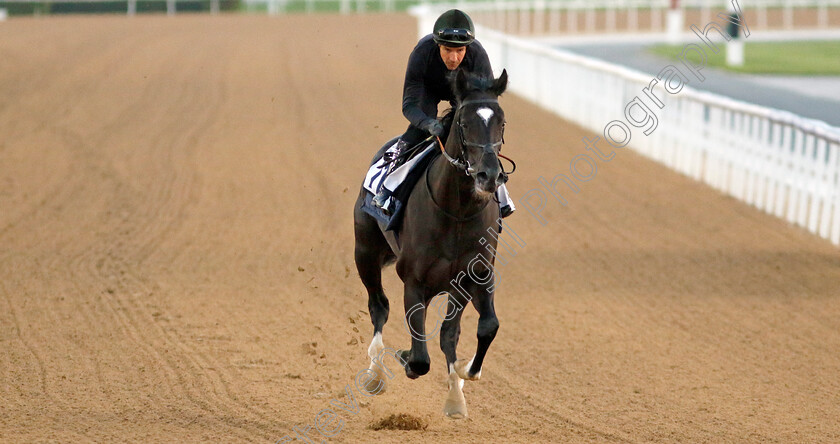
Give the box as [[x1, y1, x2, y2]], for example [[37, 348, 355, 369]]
[[440, 298, 467, 419], [399, 282, 431, 379], [454, 292, 499, 381]]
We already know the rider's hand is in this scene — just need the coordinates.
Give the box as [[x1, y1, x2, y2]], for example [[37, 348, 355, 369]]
[[421, 119, 444, 137]]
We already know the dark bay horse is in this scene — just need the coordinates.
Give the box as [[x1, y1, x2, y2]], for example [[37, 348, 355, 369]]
[[353, 69, 508, 418]]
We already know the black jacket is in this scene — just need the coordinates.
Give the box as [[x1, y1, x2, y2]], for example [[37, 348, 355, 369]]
[[401, 34, 493, 129]]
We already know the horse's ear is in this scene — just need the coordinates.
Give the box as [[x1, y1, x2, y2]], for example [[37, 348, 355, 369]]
[[454, 68, 469, 102], [491, 69, 508, 97]]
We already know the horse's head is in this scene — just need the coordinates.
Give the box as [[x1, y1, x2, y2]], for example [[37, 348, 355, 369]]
[[449, 68, 508, 197]]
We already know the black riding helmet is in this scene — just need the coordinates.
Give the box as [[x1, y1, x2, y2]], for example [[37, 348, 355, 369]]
[[433, 9, 475, 47]]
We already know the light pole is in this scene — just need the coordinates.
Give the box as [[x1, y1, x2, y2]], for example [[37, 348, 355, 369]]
[[726, 1, 745, 66], [666, 0, 684, 45]]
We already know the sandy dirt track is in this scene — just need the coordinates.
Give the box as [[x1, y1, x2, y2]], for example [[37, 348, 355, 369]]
[[1, 13, 839, 443]]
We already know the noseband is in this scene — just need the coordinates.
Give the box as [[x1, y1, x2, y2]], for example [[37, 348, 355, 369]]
[[438, 98, 505, 176]]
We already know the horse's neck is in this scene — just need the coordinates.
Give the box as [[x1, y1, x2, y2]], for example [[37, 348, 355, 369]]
[[428, 143, 483, 218]]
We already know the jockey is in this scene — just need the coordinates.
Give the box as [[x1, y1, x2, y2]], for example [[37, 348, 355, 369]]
[[372, 8, 514, 218]]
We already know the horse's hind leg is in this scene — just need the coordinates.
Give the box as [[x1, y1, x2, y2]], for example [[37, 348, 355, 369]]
[[354, 211, 393, 395]]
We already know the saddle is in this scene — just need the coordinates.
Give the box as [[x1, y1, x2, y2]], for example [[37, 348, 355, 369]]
[[361, 138, 440, 232]]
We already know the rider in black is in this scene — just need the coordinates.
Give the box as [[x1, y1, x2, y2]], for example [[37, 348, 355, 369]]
[[373, 9, 514, 217], [400, 10, 493, 149]]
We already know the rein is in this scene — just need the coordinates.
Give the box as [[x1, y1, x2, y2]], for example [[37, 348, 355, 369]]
[[426, 96, 517, 218], [424, 161, 491, 222], [436, 135, 470, 174]]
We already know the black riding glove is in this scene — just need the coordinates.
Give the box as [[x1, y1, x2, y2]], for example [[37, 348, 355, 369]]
[[421, 119, 444, 137]]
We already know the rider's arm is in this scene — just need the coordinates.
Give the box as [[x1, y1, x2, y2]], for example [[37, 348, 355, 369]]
[[402, 42, 435, 129]]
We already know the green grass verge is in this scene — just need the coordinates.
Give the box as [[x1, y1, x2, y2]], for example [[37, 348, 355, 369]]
[[648, 40, 840, 75]]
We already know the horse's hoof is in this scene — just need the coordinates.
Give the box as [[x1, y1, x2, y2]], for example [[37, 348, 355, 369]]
[[363, 379, 386, 395], [362, 369, 387, 395], [443, 397, 468, 419], [444, 411, 467, 420], [454, 358, 481, 381], [397, 349, 429, 378]]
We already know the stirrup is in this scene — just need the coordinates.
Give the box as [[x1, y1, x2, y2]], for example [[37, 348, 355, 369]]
[[372, 190, 393, 215]]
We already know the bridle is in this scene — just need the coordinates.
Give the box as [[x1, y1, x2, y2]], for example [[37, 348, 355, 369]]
[[437, 98, 507, 177]]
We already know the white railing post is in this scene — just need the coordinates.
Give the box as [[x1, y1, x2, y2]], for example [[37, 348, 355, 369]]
[[818, 142, 838, 239], [831, 142, 840, 244], [818, 1, 829, 28], [606, 3, 616, 32], [567, 4, 577, 33], [758, 5, 767, 29], [798, 132, 817, 229], [628, 4, 637, 32], [534, 0, 545, 34], [784, 0, 794, 29], [652, 4, 663, 31], [548, 1, 560, 33], [809, 138, 827, 234], [519, 1, 530, 34]]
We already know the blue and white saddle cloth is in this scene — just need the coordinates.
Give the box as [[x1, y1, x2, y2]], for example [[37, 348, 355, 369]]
[[361, 139, 516, 232], [364, 141, 435, 201], [361, 140, 438, 230]]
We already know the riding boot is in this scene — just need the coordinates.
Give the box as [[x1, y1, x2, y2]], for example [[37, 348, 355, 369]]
[[496, 184, 515, 218], [372, 188, 394, 214]]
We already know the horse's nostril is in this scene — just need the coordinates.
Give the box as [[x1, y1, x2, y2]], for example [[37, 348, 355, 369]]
[[496, 171, 505, 185], [476, 171, 488, 182]]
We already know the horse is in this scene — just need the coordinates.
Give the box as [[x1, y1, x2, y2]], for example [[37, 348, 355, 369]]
[[353, 68, 508, 419]]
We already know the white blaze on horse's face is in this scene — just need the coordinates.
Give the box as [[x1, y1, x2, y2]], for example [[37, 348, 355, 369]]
[[476, 107, 494, 126]]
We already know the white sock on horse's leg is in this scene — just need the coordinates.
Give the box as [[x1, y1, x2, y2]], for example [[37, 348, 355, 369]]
[[454, 355, 481, 381], [364, 333, 387, 395], [443, 363, 468, 419]]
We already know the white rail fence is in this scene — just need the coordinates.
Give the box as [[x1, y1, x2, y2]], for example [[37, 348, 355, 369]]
[[4, 0, 840, 19], [412, 6, 840, 245], [242, 0, 840, 19], [1, 0, 219, 15], [451, 0, 840, 35]]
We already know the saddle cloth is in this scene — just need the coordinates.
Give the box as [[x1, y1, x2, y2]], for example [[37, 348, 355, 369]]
[[363, 141, 435, 196], [361, 141, 439, 232]]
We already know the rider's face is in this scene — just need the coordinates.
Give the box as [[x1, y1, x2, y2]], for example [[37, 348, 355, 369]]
[[439, 45, 467, 71]]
